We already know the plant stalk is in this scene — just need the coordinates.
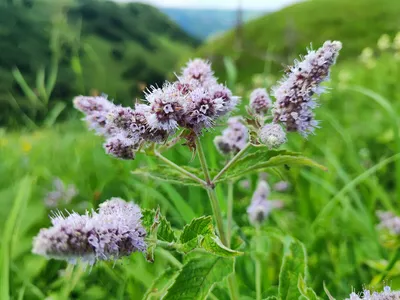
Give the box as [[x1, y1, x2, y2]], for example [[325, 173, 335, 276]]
[[213, 142, 251, 183], [154, 151, 208, 187], [195, 137, 239, 300], [227, 180, 234, 247]]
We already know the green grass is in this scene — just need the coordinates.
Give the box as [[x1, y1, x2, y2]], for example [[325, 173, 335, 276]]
[[196, 0, 400, 83], [1, 36, 400, 300]]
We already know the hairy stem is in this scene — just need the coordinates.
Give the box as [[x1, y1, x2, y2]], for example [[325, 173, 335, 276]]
[[213, 142, 252, 183], [195, 136, 212, 185], [227, 180, 234, 247], [154, 151, 208, 187]]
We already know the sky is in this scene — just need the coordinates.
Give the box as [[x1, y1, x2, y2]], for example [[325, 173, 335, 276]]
[[114, 0, 302, 11]]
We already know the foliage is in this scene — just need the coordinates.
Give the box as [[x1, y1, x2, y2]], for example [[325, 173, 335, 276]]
[[0, 0, 197, 127], [197, 0, 400, 82]]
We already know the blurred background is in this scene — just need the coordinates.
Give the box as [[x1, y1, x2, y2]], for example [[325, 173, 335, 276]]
[[1, 0, 400, 299]]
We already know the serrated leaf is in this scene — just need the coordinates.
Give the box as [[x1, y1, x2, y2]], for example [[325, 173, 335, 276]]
[[201, 235, 242, 257], [278, 238, 307, 300], [163, 253, 234, 300], [298, 275, 319, 300], [180, 216, 214, 244], [132, 165, 204, 187], [143, 267, 180, 300], [142, 209, 176, 242], [176, 216, 241, 257], [214, 149, 326, 183]]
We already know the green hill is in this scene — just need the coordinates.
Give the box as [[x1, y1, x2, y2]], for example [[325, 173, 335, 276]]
[[0, 0, 198, 127], [197, 0, 400, 82]]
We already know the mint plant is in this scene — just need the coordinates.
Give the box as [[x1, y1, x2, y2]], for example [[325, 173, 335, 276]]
[[33, 40, 342, 299]]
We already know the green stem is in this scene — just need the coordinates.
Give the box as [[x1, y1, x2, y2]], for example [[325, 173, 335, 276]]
[[255, 225, 262, 300], [227, 180, 234, 247], [195, 137, 239, 300], [213, 142, 251, 183], [154, 151, 208, 187], [195, 136, 212, 185]]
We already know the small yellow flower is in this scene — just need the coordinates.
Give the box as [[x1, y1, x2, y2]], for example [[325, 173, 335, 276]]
[[21, 140, 32, 153], [0, 138, 8, 148]]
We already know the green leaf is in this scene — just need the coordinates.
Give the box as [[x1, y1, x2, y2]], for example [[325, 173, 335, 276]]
[[132, 165, 204, 187], [278, 238, 307, 300], [0, 177, 32, 300], [323, 282, 336, 300], [177, 216, 241, 257], [298, 275, 319, 300], [142, 209, 176, 243], [214, 149, 327, 183], [163, 253, 234, 300], [142, 267, 180, 300], [180, 216, 214, 244], [201, 235, 242, 257]]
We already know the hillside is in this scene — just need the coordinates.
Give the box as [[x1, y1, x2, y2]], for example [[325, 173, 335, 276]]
[[197, 0, 400, 82], [162, 8, 264, 40], [0, 0, 198, 126]]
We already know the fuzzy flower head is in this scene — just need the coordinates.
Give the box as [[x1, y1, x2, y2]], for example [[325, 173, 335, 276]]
[[247, 180, 283, 224], [346, 286, 398, 300], [183, 87, 224, 132], [209, 83, 240, 116], [145, 83, 184, 133], [44, 178, 78, 208], [74, 95, 115, 136], [104, 134, 137, 160], [249, 88, 272, 115], [377, 211, 400, 235], [214, 117, 248, 155], [181, 58, 216, 85], [32, 198, 146, 265], [259, 123, 287, 149], [272, 40, 342, 137]]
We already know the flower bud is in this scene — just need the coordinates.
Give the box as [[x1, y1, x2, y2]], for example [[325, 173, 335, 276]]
[[259, 123, 287, 149]]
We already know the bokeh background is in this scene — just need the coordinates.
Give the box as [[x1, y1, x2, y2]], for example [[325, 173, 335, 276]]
[[1, 0, 400, 299]]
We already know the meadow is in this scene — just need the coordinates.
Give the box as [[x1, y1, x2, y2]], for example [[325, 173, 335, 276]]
[[2, 0, 400, 299], [1, 35, 400, 300]]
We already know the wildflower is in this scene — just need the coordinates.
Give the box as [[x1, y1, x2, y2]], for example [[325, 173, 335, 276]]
[[32, 198, 146, 265], [359, 47, 376, 69], [183, 87, 224, 132], [44, 178, 78, 208], [104, 134, 137, 160], [249, 88, 272, 115], [272, 41, 342, 137], [377, 34, 391, 51], [345, 286, 399, 300], [214, 117, 248, 155], [209, 83, 240, 116], [145, 83, 184, 133], [259, 123, 287, 149], [273, 181, 290, 192], [247, 180, 283, 224], [181, 58, 216, 85], [376, 211, 400, 234], [74, 95, 115, 136]]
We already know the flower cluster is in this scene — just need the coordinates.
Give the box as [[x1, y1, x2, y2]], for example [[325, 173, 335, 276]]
[[44, 178, 78, 208], [32, 198, 146, 265], [247, 180, 283, 224], [346, 286, 399, 300], [214, 117, 249, 155], [74, 59, 239, 159], [249, 88, 272, 115], [258, 123, 287, 149], [376, 211, 400, 234], [73, 95, 116, 136], [272, 41, 342, 137]]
